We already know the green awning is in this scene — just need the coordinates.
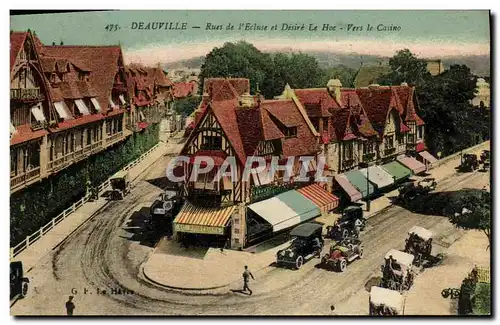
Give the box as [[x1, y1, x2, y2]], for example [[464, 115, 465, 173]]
[[381, 161, 412, 181], [248, 190, 321, 232], [344, 170, 376, 198]]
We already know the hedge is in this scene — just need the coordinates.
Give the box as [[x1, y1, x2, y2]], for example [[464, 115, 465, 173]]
[[10, 123, 159, 246]]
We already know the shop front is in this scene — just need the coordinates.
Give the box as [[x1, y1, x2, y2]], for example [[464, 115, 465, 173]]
[[173, 201, 235, 248]]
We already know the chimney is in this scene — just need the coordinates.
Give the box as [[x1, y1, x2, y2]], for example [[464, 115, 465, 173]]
[[52, 42, 56, 46], [327, 79, 342, 106], [401, 82, 409, 87], [60, 41, 64, 45], [239, 92, 254, 108]]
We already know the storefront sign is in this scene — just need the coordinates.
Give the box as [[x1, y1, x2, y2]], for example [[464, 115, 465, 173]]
[[175, 223, 225, 235]]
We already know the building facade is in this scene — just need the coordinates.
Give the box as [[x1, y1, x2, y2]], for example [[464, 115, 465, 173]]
[[10, 30, 130, 194]]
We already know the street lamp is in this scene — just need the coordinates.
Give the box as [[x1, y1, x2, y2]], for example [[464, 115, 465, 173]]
[[359, 161, 371, 212]]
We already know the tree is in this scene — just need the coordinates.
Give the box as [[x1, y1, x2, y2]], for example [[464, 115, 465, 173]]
[[174, 96, 200, 117], [199, 41, 272, 96], [199, 41, 325, 98], [443, 189, 490, 248], [322, 65, 357, 88], [377, 49, 429, 86]]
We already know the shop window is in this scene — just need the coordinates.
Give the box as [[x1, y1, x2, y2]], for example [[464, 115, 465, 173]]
[[384, 136, 394, 149], [343, 142, 354, 160]]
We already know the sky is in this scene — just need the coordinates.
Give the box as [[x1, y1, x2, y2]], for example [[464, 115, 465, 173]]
[[10, 10, 491, 65]]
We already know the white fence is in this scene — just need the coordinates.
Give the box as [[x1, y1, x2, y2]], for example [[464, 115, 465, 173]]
[[10, 143, 160, 259]]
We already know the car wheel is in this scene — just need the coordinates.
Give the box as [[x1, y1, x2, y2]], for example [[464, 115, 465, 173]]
[[295, 256, 304, 269], [338, 259, 347, 272], [21, 283, 28, 298], [342, 229, 349, 239], [358, 247, 364, 259]]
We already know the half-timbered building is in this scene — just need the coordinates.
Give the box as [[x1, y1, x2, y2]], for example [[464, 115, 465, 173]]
[[10, 30, 130, 193], [174, 78, 339, 249]]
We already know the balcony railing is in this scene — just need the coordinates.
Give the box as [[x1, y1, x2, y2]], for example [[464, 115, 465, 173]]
[[11, 88, 44, 101], [48, 141, 104, 171], [11, 167, 41, 189], [106, 131, 124, 144]]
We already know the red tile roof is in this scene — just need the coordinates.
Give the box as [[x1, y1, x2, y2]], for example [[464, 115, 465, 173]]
[[263, 99, 302, 127], [173, 82, 195, 98], [49, 113, 105, 133], [10, 124, 48, 146], [184, 78, 319, 165], [41, 45, 126, 112], [10, 32, 27, 72]]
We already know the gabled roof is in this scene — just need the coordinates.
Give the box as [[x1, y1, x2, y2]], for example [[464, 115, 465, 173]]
[[41, 45, 124, 112], [173, 82, 195, 98], [293, 87, 378, 141], [185, 78, 319, 164], [356, 87, 395, 136], [10, 32, 28, 72]]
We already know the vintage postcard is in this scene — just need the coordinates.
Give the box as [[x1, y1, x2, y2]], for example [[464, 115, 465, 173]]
[[9, 10, 491, 316]]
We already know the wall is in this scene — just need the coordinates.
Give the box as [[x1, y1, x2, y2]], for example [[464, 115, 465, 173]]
[[10, 123, 159, 245]]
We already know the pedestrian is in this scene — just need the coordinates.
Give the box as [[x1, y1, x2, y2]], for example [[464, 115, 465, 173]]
[[65, 295, 75, 316], [242, 265, 255, 295]]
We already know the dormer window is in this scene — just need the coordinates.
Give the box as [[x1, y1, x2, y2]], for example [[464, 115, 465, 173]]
[[284, 126, 297, 138]]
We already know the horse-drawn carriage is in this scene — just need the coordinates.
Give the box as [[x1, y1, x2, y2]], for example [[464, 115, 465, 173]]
[[369, 286, 404, 316], [380, 249, 416, 292], [404, 226, 433, 266]]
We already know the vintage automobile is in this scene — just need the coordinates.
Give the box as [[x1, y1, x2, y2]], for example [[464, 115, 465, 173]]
[[321, 238, 363, 272], [397, 178, 437, 202], [109, 170, 130, 200], [145, 189, 181, 237], [480, 150, 490, 171], [276, 223, 324, 269], [404, 226, 434, 266], [458, 153, 479, 172], [369, 286, 404, 316], [380, 249, 416, 292], [10, 261, 29, 301], [480, 150, 490, 164], [325, 205, 366, 240]]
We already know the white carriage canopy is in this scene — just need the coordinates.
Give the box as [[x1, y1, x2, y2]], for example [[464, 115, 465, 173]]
[[408, 226, 433, 241], [370, 286, 403, 312], [384, 249, 415, 267]]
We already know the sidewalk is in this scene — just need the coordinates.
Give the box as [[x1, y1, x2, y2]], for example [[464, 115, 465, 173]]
[[13, 138, 183, 272], [142, 142, 490, 291], [143, 237, 290, 291], [404, 230, 490, 315], [316, 141, 490, 227]]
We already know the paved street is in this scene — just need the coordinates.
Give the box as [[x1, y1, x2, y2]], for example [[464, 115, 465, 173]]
[[11, 147, 489, 316]]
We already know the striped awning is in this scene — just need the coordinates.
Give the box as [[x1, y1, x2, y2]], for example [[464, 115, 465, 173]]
[[247, 190, 321, 232], [334, 175, 363, 202], [297, 183, 339, 213], [419, 151, 438, 164], [397, 156, 426, 174], [174, 201, 235, 235]]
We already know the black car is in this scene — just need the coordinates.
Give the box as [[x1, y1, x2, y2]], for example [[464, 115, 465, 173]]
[[326, 205, 366, 240], [10, 261, 29, 301], [276, 223, 324, 269]]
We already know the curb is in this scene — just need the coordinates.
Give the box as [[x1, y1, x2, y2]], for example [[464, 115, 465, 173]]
[[139, 238, 276, 293]]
